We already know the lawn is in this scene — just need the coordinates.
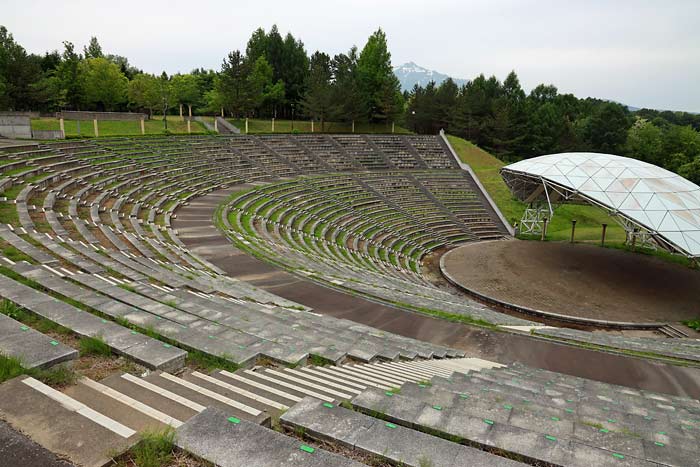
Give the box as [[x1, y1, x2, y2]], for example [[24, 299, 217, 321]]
[[31, 116, 209, 138], [227, 118, 411, 134], [446, 134, 627, 244]]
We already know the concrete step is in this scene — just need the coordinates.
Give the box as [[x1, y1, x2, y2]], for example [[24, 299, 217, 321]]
[[0, 312, 77, 369], [0, 376, 136, 467], [281, 396, 522, 467], [177, 406, 364, 467], [100, 372, 200, 423], [350, 385, 686, 467], [141, 371, 268, 425]]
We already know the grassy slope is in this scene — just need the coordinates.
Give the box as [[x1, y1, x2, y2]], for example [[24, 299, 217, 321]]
[[31, 116, 208, 137], [228, 118, 411, 134], [446, 134, 627, 243]]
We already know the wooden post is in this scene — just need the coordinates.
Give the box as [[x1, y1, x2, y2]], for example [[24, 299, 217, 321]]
[[179, 104, 183, 121], [352, 120, 355, 133], [541, 217, 548, 241], [187, 119, 191, 134], [272, 118, 275, 132], [214, 118, 218, 133], [392, 121, 395, 133], [140, 119, 145, 135], [59, 118, 65, 133], [311, 120, 314, 133], [245, 118, 249, 134], [188, 104, 192, 118], [93, 119, 99, 137], [601, 223, 607, 246], [220, 107, 224, 117], [570, 219, 577, 243]]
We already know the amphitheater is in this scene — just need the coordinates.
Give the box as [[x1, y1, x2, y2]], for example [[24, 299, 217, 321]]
[[0, 132, 698, 467]]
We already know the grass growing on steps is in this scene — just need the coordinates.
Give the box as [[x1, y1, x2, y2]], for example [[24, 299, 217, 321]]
[[0, 354, 77, 386], [79, 335, 111, 357], [682, 319, 700, 331], [0, 299, 72, 336], [186, 350, 240, 373]]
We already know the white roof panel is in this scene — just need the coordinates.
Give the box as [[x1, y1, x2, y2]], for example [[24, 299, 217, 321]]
[[502, 152, 700, 256]]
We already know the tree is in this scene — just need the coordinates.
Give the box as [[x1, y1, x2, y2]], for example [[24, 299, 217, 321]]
[[332, 47, 364, 127], [0, 26, 43, 110], [626, 118, 663, 165], [128, 73, 160, 116], [82, 57, 128, 110], [357, 28, 402, 123], [581, 102, 630, 154], [55, 41, 84, 110], [216, 50, 252, 117], [171, 74, 201, 118], [247, 56, 273, 113], [678, 157, 700, 185], [83, 36, 103, 59], [158, 72, 172, 129], [302, 52, 337, 131]]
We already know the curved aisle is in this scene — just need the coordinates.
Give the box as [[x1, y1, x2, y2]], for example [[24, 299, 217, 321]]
[[174, 188, 700, 399]]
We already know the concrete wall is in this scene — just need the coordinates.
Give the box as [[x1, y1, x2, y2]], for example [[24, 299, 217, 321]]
[[31, 130, 65, 140], [57, 111, 147, 121], [0, 116, 32, 139]]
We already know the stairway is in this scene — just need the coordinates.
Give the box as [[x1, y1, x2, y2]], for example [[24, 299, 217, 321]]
[[0, 357, 499, 467]]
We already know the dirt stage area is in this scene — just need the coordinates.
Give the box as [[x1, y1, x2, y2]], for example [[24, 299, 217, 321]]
[[441, 240, 700, 324]]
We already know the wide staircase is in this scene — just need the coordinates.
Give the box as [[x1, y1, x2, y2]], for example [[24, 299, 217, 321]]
[[2, 355, 696, 466], [0, 357, 509, 466]]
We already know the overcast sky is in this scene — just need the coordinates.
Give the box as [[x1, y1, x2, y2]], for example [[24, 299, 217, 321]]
[[4, 0, 699, 112]]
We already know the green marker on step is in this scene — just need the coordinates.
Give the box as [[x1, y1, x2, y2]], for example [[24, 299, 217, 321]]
[[385, 422, 397, 429], [227, 417, 240, 424], [300, 445, 315, 454], [20, 325, 28, 331], [50, 340, 59, 346], [322, 403, 333, 408]]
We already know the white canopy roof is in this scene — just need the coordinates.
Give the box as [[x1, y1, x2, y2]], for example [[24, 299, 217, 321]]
[[501, 152, 700, 256]]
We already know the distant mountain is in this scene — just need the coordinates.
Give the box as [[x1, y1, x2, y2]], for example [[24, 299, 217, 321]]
[[393, 62, 468, 91]]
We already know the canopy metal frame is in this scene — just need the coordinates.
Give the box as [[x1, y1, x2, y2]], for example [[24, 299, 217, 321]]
[[501, 168, 687, 257]]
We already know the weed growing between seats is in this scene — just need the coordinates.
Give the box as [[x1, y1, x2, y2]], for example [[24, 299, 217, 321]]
[[682, 319, 700, 331], [79, 335, 111, 357], [0, 354, 77, 387], [109, 427, 214, 467], [186, 351, 240, 373]]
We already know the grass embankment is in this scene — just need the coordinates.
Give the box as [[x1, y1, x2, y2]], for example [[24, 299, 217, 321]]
[[447, 135, 628, 244], [228, 118, 411, 134], [31, 116, 208, 138]]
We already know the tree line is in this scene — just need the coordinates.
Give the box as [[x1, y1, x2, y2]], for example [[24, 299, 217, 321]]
[[2, 24, 699, 181], [404, 73, 700, 183], [0, 25, 402, 127]]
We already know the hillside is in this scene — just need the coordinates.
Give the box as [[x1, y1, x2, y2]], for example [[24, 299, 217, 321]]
[[446, 135, 628, 244]]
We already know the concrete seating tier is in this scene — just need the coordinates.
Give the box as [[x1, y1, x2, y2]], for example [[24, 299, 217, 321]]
[[0, 357, 490, 467], [0, 134, 508, 375], [349, 361, 700, 466]]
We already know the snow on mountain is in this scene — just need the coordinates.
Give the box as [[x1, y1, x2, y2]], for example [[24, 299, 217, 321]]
[[393, 62, 468, 91]]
